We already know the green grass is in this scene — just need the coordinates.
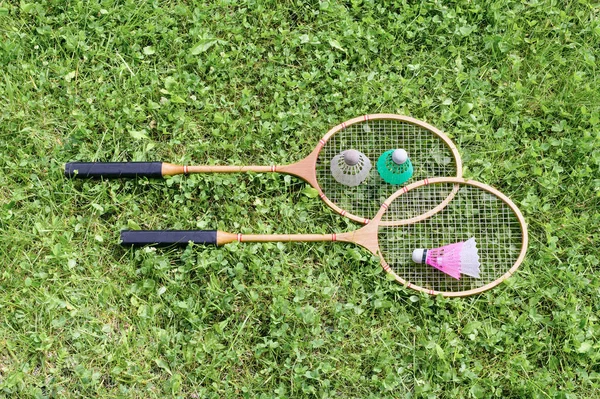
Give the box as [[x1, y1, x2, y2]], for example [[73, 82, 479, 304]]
[[1, 0, 599, 397]]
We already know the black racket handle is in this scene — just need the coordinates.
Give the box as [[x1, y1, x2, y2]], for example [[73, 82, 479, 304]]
[[64, 162, 164, 178], [120, 230, 218, 246]]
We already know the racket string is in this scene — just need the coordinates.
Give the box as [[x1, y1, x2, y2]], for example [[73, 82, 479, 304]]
[[316, 119, 459, 221], [378, 183, 523, 293]]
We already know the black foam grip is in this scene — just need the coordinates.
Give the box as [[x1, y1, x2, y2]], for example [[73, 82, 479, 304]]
[[64, 162, 164, 178], [120, 230, 218, 246]]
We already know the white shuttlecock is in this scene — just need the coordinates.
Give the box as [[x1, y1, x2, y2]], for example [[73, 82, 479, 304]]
[[330, 149, 372, 187], [412, 237, 480, 280]]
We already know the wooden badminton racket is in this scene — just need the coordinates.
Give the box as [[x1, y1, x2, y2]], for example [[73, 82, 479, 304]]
[[65, 114, 462, 226], [120, 178, 528, 297]]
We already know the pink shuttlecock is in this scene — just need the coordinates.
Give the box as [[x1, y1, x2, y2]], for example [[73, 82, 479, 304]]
[[412, 237, 480, 280]]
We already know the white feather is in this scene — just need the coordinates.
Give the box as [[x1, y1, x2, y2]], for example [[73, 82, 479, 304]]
[[459, 237, 480, 278], [330, 150, 372, 187]]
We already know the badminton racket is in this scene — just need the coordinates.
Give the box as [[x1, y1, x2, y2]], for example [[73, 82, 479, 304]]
[[65, 114, 462, 226], [120, 178, 528, 297]]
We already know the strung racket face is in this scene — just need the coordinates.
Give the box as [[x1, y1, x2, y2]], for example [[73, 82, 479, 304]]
[[375, 178, 527, 296], [314, 114, 461, 225]]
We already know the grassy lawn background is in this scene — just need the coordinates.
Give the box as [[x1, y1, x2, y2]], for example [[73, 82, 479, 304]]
[[1, 0, 599, 397]]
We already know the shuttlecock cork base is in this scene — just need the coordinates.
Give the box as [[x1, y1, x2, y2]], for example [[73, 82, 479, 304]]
[[377, 149, 414, 185], [330, 149, 372, 187], [412, 237, 481, 280]]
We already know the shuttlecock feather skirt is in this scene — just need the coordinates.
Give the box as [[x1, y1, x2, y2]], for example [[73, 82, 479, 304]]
[[330, 150, 372, 187], [413, 237, 480, 280]]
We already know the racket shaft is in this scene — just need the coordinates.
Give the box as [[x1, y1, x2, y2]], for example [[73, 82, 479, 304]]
[[230, 233, 335, 243], [182, 165, 276, 174]]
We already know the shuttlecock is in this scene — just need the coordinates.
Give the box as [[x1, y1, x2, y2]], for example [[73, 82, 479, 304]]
[[377, 149, 414, 185], [330, 149, 372, 187], [412, 237, 480, 280]]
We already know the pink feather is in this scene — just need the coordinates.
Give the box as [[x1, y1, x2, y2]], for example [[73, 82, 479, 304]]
[[424, 241, 464, 280]]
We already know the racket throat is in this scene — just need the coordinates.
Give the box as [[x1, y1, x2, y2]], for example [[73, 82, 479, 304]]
[[334, 224, 379, 255], [277, 146, 320, 188]]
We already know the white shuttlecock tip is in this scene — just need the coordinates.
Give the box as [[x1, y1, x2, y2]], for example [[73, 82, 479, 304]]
[[343, 149, 361, 166], [391, 149, 408, 165], [412, 249, 426, 264]]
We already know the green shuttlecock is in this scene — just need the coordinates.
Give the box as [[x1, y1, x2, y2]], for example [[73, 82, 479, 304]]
[[377, 149, 414, 185]]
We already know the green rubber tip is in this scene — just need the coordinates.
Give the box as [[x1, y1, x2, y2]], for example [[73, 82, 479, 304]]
[[377, 150, 414, 185]]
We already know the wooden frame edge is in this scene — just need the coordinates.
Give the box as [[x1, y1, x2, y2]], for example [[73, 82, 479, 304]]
[[377, 177, 528, 297], [308, 114, 464, 225]]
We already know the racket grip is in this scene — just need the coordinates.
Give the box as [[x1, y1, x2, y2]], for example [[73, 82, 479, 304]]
[[120, 230, 218, 246], [64, 162, 164, 178]]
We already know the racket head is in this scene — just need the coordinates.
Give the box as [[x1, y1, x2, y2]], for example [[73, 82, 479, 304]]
[[314, 114, 462, 225], [371, 177, 527, 297]]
